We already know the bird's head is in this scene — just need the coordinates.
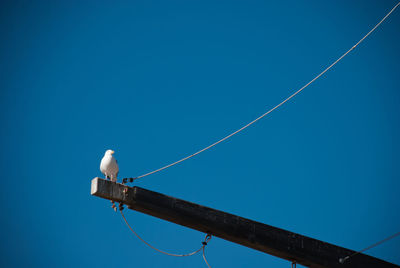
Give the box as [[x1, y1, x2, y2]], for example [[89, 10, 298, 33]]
[[105, 149, 115, 155]]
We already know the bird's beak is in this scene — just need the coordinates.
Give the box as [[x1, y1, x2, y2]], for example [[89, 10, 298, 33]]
[[111, 150, 115, 154]]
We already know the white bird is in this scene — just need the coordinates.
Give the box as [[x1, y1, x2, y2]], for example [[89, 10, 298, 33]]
[[100, 149, 119, 211], [100, 149, 119, 182]]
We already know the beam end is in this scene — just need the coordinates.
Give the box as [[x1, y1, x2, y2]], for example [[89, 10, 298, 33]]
[[91, 177, 101, 196]]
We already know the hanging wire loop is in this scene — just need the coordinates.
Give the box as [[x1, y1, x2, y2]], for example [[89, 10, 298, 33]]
[[120, 208, 212, 258]]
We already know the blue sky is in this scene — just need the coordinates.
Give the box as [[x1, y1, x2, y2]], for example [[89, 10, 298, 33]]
[[1, 1, 399, 267]]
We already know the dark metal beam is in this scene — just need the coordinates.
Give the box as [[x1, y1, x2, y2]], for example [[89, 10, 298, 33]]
[[91, 177, 398, 268]]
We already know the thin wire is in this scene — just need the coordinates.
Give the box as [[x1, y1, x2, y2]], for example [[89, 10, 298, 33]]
[[135, 2, 400, 180], [120, 209, 205, 257], [339, 231, 400, 264], [202, 246, 211, 268]]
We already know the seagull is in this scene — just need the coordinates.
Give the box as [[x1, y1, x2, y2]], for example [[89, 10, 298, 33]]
[[100, 149, 119, 182], [100, 149, 119, 211]]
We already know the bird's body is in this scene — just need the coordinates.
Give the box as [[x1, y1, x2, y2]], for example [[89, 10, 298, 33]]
[[100, 149, 119, 182]]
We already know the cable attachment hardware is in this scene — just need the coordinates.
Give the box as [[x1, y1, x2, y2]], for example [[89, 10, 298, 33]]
[[339, 256, 350, 264], [111, 200, 117, 212], [123, 177, 138, 184], [202, 234, 212, 246], [123, 187, 128, 196]]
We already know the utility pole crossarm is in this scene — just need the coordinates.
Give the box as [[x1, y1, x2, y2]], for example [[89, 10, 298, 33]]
[[91, 177, 398, 268]]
